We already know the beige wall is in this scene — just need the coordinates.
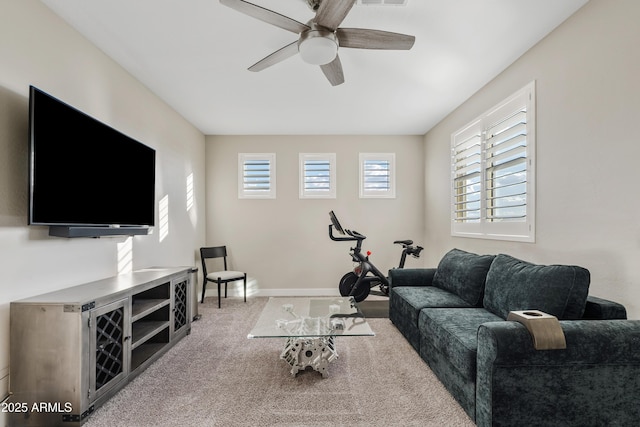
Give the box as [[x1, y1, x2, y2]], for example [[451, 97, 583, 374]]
[[424, 0, 640, 318], [205, 135, 425, 296], [0, 0, 206, 408]]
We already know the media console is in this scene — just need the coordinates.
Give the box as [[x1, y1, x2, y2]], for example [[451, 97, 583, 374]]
[[9, 267, 193, 426]]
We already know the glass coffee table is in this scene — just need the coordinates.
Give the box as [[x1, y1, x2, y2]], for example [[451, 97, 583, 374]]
[[248, 297, 375, 378]]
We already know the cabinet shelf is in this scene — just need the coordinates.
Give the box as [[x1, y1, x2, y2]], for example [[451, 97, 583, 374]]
[[131, 321, 169, 349], [131, 324, 170, 371], [131, 299, 170, 321]]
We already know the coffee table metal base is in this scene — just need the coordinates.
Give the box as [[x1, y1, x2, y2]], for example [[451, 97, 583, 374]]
[[280, 336, 338, 378]]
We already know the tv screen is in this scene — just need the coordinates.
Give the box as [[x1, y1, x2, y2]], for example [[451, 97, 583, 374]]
[[28, 86, 156, 228]]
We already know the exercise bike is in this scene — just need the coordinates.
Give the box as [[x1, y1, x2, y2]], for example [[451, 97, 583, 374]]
[[328, 211, 423, 302]]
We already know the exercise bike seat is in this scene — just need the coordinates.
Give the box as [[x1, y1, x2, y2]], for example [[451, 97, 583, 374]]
[[394, 240, 413, 246]]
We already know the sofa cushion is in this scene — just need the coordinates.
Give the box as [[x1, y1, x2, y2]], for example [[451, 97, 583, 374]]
[[432, 249, 495, 306], [392, 286, 474, 324], [389, 268, 437, 288], [390, 286, 475, 352], [419, 308, 503, 381], [390, 286, 472, 352], [483, 254, 590, 320]]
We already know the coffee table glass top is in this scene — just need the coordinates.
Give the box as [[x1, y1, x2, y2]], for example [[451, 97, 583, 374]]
[[248, 297, 375, 338]]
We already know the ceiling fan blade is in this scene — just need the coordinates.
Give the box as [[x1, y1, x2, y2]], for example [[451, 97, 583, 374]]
[[337, 28, 415, 50], [315, 0, 356, 31], [320, 55, 345, 86], [220, 0, 309, 34], [248, 41, 299, 72]]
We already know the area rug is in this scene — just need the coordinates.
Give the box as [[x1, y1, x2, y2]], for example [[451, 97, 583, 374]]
[[83, 297, 474, 427]]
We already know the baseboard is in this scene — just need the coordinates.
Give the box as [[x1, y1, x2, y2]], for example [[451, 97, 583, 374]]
[[202, 286, 340, 299], [253, 288, 341, 297], [198, 276, 341, 300]]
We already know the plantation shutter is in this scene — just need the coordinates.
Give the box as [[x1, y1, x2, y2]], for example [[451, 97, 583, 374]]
[[238, 153, 276, 198], [484, 106, 528, 222], [243, 159, 271, 192], [304, 159, 331, 191], [363, 159, 391, 191], [452, 121, 482, 223], [299, 153, 336, 198], [450, 81, 535, 241], [360, 153, 395, 198]]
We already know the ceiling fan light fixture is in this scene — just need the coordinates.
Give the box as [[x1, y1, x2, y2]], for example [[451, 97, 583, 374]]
[[298, 30, 338, 65]]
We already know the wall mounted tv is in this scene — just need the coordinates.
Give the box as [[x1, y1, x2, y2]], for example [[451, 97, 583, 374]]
[[28, 86, 156, 238]]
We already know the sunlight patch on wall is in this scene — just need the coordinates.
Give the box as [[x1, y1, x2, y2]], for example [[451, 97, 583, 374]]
[[117, 237, 133, 274], [186, 173, 194, 211], [159, 194, 169, 242]]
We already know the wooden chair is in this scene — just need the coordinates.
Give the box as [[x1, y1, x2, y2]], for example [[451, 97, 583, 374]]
[[200, 246, 247, 308]]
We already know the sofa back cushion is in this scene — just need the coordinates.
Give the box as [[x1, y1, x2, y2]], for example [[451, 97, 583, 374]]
[[483, 254, 590, 320], [432, 249, 495, 306]]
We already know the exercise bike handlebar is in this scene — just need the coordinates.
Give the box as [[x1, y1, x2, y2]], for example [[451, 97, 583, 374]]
[[328, 225, 366, 242], [346, 229, 366, 240]]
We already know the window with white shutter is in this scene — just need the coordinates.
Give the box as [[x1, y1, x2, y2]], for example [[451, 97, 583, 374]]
[[451, 82, 535, 241], [299, 153, 336, 198], [238, 153, 276, 199], [360, 153, 396, 198]]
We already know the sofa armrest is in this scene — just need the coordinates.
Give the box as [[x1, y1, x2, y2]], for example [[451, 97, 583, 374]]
[[476, 320, 640, 427], [582, 295, 627, 319], [388, 268, 436, 288]]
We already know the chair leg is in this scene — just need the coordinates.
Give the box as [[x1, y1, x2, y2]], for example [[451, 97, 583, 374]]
[[201, 280, 207, 303], [243, 274, 247, 303], [217, 281, 221, 308], [225, 283, 228, 299]]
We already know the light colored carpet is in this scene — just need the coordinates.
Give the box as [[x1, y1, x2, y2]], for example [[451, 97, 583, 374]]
[[84, 297, 474, 427]]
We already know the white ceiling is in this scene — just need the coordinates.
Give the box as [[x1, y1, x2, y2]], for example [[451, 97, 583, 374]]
[[39, 0, 588, 135]]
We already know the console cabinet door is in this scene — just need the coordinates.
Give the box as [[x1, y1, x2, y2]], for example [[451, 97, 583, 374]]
[[89, 298, 130, 404], [171, 275, 190, 338]]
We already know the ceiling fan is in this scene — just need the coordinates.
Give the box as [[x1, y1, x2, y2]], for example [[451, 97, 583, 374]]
[[220, 0, 416, 86]]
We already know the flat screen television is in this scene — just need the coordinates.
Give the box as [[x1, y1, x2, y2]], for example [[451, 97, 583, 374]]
[[28, 86, 156, 237]]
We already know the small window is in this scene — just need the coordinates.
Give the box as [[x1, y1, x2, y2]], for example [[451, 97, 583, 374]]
[[360, 153, 395, 198], [299, 153, 336, 199], [238, 153, 276, 199]]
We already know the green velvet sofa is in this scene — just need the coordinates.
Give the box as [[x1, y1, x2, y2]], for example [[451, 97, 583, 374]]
[[389, 248, 640, 426]]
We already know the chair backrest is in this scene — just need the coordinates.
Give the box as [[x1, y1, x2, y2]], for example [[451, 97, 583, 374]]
[[200, 246, 228, 275]]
